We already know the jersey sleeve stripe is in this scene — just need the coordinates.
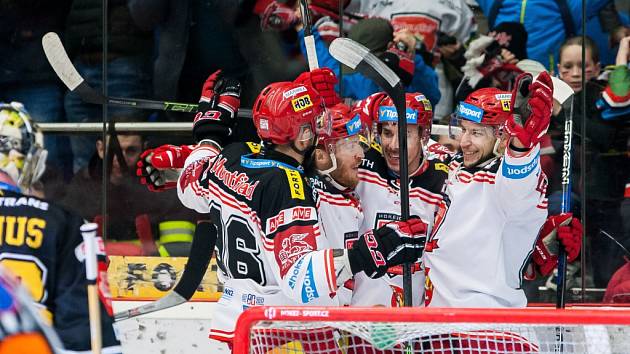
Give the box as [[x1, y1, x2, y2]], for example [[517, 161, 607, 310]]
[[324, 249, 336, 295]]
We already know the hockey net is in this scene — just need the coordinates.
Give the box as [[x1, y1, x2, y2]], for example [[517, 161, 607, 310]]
[[233, 306, 630, 354]]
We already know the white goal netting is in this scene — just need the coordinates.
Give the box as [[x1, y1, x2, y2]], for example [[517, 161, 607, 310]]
[[232, 307, 630, 354]]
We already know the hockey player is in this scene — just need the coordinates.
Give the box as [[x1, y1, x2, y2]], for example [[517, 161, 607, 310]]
[[422, 73, 553, 308], [0, 265, 63, 354], [351, 92, 448, 307], [0, 102, 121, 352], [174, 71, 426, 345], [306, 103, 369, 306]]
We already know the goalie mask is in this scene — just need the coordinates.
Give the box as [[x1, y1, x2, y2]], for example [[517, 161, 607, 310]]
[[0, 102, 47, 192]]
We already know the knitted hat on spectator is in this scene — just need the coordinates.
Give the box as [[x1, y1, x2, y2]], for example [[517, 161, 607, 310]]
[[343, 18, 393, 74], [491, 22, 528, 61], [604, 260, 630, 303]]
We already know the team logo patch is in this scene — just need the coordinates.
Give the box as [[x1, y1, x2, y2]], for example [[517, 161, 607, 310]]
[[291, 94, 313, 112], [434, 163, 448, 173], [390, 13, 441, 51]]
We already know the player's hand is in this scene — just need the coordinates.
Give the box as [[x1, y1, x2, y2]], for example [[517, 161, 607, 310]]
[[194, 70, 241, 146], [294, 67, 341, 107], [348, 217, 427, 279], [136, 145, 194, 192], [260, 0, 299, 31], [506, 72, 553, 149], [533, 213, 582, 276]]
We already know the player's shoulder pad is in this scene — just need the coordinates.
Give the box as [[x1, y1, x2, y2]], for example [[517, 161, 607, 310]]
[[411, 160, 448, 194], [224, 141, 260, 155]]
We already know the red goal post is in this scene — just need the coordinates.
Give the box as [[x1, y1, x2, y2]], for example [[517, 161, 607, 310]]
[[233, 306, 630, 353]]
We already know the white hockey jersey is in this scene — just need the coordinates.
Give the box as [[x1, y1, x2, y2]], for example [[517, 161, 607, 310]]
[[177, 142, 339, 342], [353, 146, 448, 306], [423, 145, 548, 308], [357, 0, 475, 50], [307, 173, 364, 306]]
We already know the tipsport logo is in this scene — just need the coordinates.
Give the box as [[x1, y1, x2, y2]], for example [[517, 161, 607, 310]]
[[456, 102, 484, 123], [378, 106, 418, 124], [345, 115, 362, 135]]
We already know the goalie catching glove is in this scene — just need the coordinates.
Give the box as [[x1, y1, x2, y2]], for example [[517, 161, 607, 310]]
[[137, 144, 194, 192], [193, 70, 241, 146], [506, 72, 553, 149], [346, 217, 427, 279], [532, 213, 583, 276]]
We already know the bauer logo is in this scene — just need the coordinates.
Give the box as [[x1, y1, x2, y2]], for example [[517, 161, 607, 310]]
[[301, 260, 320, 303], [457, 102, 483, 122], [283, 86, 307, 98], [346, 115, 362, 135], [502, 151, 540, 179], [378, 106, 418, 123], [291, 94, 313, 112]]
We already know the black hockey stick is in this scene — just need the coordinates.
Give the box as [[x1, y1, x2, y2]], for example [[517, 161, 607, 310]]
[[329, 38, 413, 306], [42, 32, 198, 113], [114, 220, 217, 321]]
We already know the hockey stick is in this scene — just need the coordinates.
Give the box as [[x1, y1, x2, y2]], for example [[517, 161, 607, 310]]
[[80, 223, 102, 354], [556, 78, 576, 311], [299, 0, 319, 70], [329, 38, 413, 306], [42, 32, 198, 113], [114, 220, 217, 321]]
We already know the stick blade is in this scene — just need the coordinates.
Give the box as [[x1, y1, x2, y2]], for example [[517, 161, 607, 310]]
[[329, 38, 400, 88], [42, 32, 84, 91], [114, 291, 186, 321]]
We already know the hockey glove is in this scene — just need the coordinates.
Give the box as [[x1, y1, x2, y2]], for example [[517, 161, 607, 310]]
[[260, 0, 299, 31], [379, 42, 415, 87], [533, 213, 583, 276], [294, 67, 341, 107], [506, 72, 553, 149], [347, 217, 427, 279], [353, 91, 388, 132], [136, 144, 194, 192], [193, 70, 241, 146]]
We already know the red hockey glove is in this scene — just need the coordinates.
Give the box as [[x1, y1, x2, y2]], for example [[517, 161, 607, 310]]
[[313, 16, 340, 43], [379, 43, 415, 87], [533, 213, 583, 276], [260, 0, 298, 31], [194, 70, 241, 145], [294, 67, 341, 107], [348, 217, 427, 279], [506, 72, 553, 149], [136, 144, 194, 192]]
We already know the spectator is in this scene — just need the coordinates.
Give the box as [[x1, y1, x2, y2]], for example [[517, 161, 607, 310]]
[[455, 22, 528, 103], [61, 132, 197, 256], [0, 0, 73, 178], [297, 17, 441, 106], [63, 0, 154, 172], [353, 0, 475, 119], [548, 35, 629, 288], [475, 0, 614, 70]]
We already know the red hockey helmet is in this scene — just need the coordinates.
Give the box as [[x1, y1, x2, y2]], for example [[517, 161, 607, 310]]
[[317, 103, 370, 152], [252, 81, 331, 145], [450, 87, 512, 139], [376, 92, 433, 144]]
